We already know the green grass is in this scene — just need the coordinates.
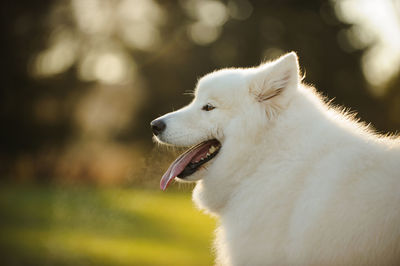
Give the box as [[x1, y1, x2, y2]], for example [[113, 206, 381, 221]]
[[0, 185, 216, 265]]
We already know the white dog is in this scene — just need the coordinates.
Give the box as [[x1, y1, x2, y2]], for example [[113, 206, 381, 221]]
[[151, 52, 400, 266]]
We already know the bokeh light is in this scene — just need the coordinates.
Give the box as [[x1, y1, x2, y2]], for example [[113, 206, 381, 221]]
[[332, 0, 400, 95], [1, 0, 399, 265]]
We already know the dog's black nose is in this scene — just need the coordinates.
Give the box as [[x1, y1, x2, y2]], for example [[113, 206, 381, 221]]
[[151, 119, 166, 136]]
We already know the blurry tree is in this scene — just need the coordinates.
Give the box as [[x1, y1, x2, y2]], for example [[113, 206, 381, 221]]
[[0, 0, 398, 183], [0, 1, 60, 181]]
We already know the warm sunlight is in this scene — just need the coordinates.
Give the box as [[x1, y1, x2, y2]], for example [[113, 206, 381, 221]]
[[333, 0, 400, 95], [2, 1, 399, 265]]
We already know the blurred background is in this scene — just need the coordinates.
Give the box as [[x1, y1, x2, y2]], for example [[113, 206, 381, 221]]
[[1, 0, 399, 265]]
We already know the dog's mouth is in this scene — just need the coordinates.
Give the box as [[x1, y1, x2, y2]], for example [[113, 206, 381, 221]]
[[160, 139, 222, 190]]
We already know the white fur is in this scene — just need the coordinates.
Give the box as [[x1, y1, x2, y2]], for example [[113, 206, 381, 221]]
[[154, 52, 400, 265]]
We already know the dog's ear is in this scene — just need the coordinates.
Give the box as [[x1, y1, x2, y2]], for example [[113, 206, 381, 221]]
[[249, 52, 299, 103]]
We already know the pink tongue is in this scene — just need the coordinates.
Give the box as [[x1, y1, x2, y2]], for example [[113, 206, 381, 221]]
[[160, 140, 215, 190]]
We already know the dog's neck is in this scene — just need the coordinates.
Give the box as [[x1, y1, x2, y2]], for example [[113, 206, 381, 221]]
[[192, 85, 367, 217]]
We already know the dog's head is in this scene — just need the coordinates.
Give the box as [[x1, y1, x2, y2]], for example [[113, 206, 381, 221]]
[[152, 52, 300, 190]]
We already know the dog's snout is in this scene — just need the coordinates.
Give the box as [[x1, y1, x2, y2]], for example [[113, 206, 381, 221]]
[[151, 119, 166, 136]]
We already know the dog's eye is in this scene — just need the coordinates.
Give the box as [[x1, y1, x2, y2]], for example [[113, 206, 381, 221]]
[[202, 103, 215, 111]]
